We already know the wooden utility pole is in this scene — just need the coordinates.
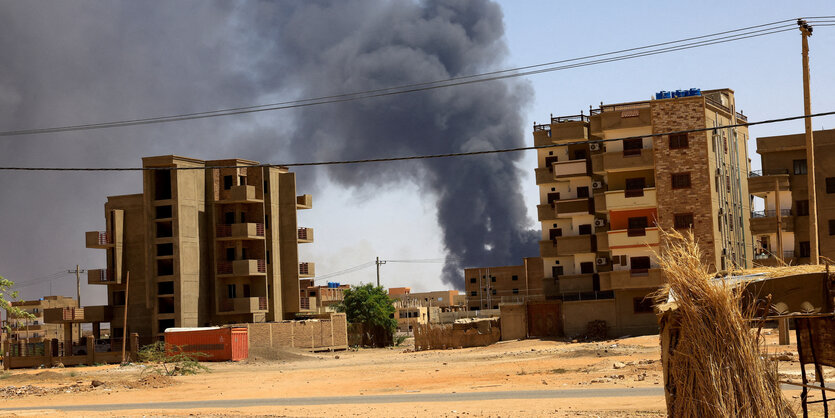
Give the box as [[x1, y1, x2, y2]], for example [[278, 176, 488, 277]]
[[375, 257, 386, 287], [121, 271, 130, 364], [799, 19, 819, 264], [775, 178, 784, 263], [68, 266, 86, 341]]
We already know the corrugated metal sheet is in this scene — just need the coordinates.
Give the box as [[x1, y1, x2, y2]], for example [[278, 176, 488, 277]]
[[164, 327, 248, 361]]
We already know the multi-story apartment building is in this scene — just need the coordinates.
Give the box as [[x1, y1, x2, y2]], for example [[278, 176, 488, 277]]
[[84, 155, 313, 339], [749, 129, 835, 265], [533, 88, 752, 335], [463, 258, 545, 311], [3, 296, 79, 342]]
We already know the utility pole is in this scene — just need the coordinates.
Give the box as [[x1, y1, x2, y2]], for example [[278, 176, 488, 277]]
[[799, 19, 819, 264], [68, 266, 86, 341], [121, 271, 130, 364], [375, 257, 386, 287]]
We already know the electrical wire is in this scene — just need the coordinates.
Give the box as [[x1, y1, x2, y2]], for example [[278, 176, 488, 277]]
[[0, 19, 816, 137], [1, 109, 833, 171]]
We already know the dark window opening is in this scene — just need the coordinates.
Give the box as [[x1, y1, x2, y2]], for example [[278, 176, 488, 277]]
[[156, 221, 173, 238], [573, 149, 587, 160], [794, 159, 808, 175], [239, 175, 246, 186], [578, 224, 592, 235], [580, 262, 595, 274], [671, 173, 691, 189], [226, 247, 235, 261], [469, 278, 476, 283], [156, 243, 174, 257], [157, 281, 174, 295], [633, 297, 654, 314], [631, 256, 651, 271], [623, 138, 643, 156], [264, 181, 269, 193], [243, 284, 251, 298], [512, 289, 519, 295], [158, 297, 175, 314], [552, 266, 564, 277], [799, 241, 811, 258], [491, 276, 496, 282], [266, 250, 271, 264], [576, 186, 590, 198], [796, 200, 810, 216], [227, 284, 237, 299], [491, 289, 496, 295], [224, 212, 235, 224], [240, 212, 246, 223], [628, 216, 648, 230], [625, 177, 646, 197], [669, 133, 689, 149], [674, 213, 694, 229], [827, 178, 835, 194], [113, 291, 126, 306], [512, 275, 519, 281], [158, 319, 175, 333], [470, 291, 477, 296], [223, 175, 234, 190], [550, 228, 563, 240], [155, 205, 173, 219], [493, 305, 499, 310], [829, 220, 835, 236], [153, 170, 172, 200], [157, 259, 174, 276], [547, 192, 560, 204]]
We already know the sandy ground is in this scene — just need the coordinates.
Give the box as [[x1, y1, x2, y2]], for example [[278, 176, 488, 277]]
[[0, 329, 828, 417]]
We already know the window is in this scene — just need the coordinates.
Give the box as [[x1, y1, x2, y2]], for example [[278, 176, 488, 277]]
[[633, 297, 654, 314], [224, 212, 235, 224], [827, 178, 835, 194], [576, 186, 590, 198], [470, 291, 477, 296], [227, 284, 237, 299], [157, 282, 174, 295], [264, 181, 269, 193], [223, 175, 234, 190], [552, 266, 564, 277], [623, 138, 643, 156], [631, 256, 651, 271], [239, 175, 246, 186], [671, 173, 691, 189], [796, 200, 810, 216], [469, 278, 476, 284], [226, 247, 235, 261], [493, 305, 499, 310], [512, 289, 519, 294], [580, 262, 595, 274], [240, 212, 247, 223], [628, 216, 648, 229], [158, 319, 175, 333], [491, 276, 496, 282], [573, 150, 587, 160], [511, 275, 518, 281], [153, 170, 172, 200], [625, 177, 646, 197], [156, 243, 174, 257], [266, 250, 271, 264], [799, 241, 811, 258], [578, 224, 592, 235], [491, 289, 496, 295], [674, 213, 694, 229], [793, 159, 808, 175], [669, 133, 688, 149], [264, 216, 269, 229], [830, 220, 835, 236], [155, 205, 173, 219]]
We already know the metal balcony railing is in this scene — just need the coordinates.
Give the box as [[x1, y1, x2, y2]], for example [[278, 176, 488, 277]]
[[751, 209, 792, 218], [93, 231, 111, 245], [551, 114, 589, 124], [748, 169, 789, 177], [298, 228, 311, 240], [560, 290, 615, 302], [299, 262, 312, 276], [257, 259, 266, 273], [258, 296, 267, 310], [300, 297, 310, 310], [217, 262, 233, 275]]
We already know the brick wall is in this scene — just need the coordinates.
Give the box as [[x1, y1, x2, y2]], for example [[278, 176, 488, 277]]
[[651, 97, 717, 269], [235, 313, 348, 358]]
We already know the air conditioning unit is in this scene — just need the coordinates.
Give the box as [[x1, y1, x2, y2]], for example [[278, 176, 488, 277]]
[[590, 143, 601, 151], [592, 181, 604, 189], [596, 257, 608, 266], [594, 218, 607, 227]]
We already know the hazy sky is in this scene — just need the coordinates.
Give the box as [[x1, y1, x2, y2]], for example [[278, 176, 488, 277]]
[[1, 1, 834, 306]]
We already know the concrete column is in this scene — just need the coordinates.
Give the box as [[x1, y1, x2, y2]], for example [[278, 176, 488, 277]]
[[130, 333, 139, 362], [778, 317, 790, 345], [86, 337, 95, 365], [93, 322, 101, 340], [3, 340, 10, 370]]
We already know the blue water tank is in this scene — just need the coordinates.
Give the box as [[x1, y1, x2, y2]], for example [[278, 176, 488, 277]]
[[662, 91, 671, 99], [655, 91, 664, 100], [691, 88, 701, 96]]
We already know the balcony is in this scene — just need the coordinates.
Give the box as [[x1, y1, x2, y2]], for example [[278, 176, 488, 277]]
[[296, 194, 313, 210], [748, 170, 790, 195], [299, 262, 315, 278], [216, 259, 267, 277], [535, 167, 555, 185], [540, 235, 595, 258], [604, 188, 657, 211], [549, 118, 588, 141], [554, 198, 593, 216], [591, 148, 654, 174], [43, 307, 84, 323], [602, 268, 665, 291], [537, 204, 557, 221], [608, 227, 660, 248], [218, 185, 262, 204], [85, 231, 113, 249], [297, 227, 314, 243], [753, 250, 797, 267], [539, 240, 558, 258], [553, 159, 590, 179], [216, 223, 266, 240], [87, 269, 119, 285], [750, 210, 794, 235], [218, 297, 268, 314]]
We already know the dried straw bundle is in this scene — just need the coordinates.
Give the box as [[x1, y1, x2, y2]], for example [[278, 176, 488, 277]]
[[655, 229, 795, 418]]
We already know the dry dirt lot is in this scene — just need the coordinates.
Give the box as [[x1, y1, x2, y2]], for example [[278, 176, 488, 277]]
[[0, 330, 826, 417]]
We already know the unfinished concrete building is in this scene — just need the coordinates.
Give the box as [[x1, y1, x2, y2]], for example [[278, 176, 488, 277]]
[[463, 259, 544, 311], [3, 296, 79, 343], [298, 279, 349, 314], [531, 88, 751, 336], [84, 155, 313, 339], [749, 129, 835, 265]]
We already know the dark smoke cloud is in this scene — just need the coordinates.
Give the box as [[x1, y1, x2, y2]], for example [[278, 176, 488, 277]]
[[242, 0, 539, 285], [0, 0, 536, 296]]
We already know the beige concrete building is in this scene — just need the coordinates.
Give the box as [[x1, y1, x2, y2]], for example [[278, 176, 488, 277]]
[[3, 296, 79, 342], [533, 88, 751, 336], [463, 259, 545, 311], [84, 155, 313, 339], [387, 288, 462, 333], [749, 129, 835, 265], [298, 279, 349, 313]]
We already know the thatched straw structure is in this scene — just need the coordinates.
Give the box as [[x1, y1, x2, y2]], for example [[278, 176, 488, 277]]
[[654, 229, 796, 418]]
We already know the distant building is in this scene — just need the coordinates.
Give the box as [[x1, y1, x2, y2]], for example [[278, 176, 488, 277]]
[[749, 129, 835, 265], [84, 155, 313, 339], [3, 296, 79, 343], [463, 259, 544, 311], [299, 279, 350, 313], [388, 288, 465, 333]]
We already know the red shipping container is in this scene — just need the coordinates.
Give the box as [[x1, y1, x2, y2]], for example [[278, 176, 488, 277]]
[[164, 327, 248, 361]]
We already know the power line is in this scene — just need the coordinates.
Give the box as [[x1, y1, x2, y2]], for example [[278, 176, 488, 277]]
[[1, 109, 834, 172], [0, 19, 820, 137]]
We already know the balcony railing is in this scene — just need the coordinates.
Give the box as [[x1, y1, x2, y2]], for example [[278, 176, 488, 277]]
[[300, 297, 311, 310], [216, 223, 265, 238], [94, 232, 110, 245], [217, 262, 233, 275], [748, 169, 789, 177], [297, 227, 314, 242], [533, 123, 551, 132], [86, 231, 113, 248], [216, 259, 266, 275], [560, 290, 615, 302], [751, 209, 792, 218], [299, 262, 315, 277], [735, 111, 748, 122], [551, 114, 589, 123]]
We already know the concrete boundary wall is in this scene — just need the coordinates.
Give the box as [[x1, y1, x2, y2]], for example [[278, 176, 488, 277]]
[[414, 318, 501, 351], [233, 313, 348, 356]]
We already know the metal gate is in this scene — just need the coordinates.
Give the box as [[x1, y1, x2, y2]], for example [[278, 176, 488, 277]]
[[527, 301, 562, 337]]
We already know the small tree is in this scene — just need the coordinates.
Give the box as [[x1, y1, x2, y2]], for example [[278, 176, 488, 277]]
[[1, 275, 35, 334], [336, 283, 396, 346], [138, 341, 209, 376]]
